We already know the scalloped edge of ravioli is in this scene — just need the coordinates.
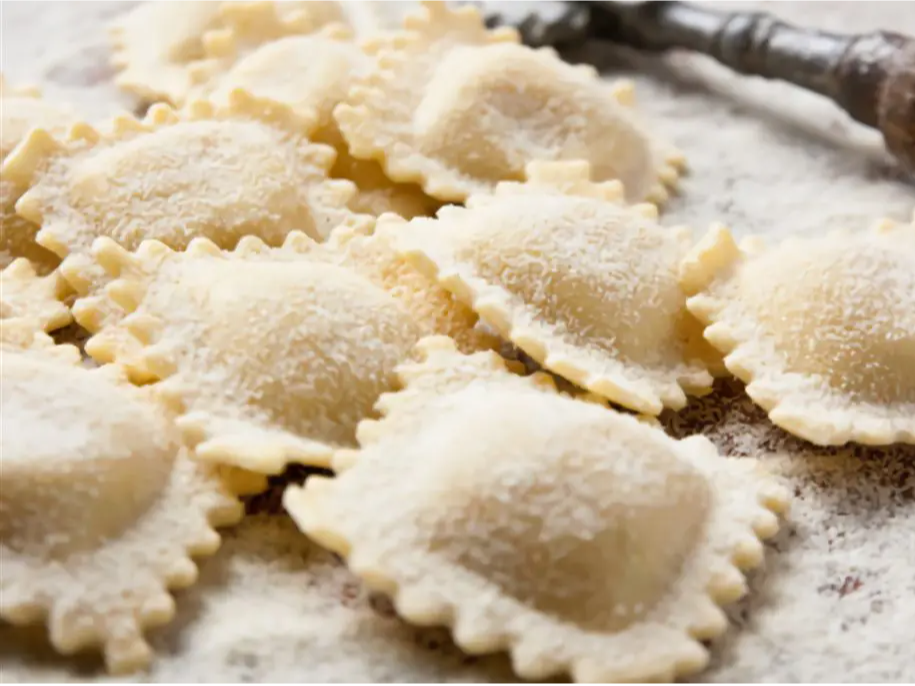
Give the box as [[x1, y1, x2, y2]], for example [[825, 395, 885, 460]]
[[109, 1, 225, 104], [283, 337, 789, 683], [186, 22, 355, 122], [399, 161, 715, 414], [183, 0, 420, 106], [74, 232, 426, 474], [109, 1, 324, 104], [1, 258, 72, 333], [0, 350, 244, 674], [185, 0, 326, 106], [682, 218, 915, 446], [183, 21, 438, 221], [2, 90, 374, 294], [334, 1, 684, 203], [1, 75, 77, 271]]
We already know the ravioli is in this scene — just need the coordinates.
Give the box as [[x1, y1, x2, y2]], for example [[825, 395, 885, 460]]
[[2, 92, 369, 342], [187, 0, 322, 105], [109, 1, 413, 106], [285, 336, 788, 682], [189, 23, 437, 219], [1, 348, 243, 674], [321, 216, 499, 354], [397, 160, 713, 414], [4, 94, 364, 262], [188, 25, 361, 123], [72, 233, 430, 474], [109, 1, 222, 103], [335, 1, 683, 203], [0, 258, 71, 334], [683, 220, 915, 445], [0, 76, 76, 270], [223, 1, 415, 41], [183, 0, 414, 106], [0, 318, 79, 360], [321, 127, 440, 220]]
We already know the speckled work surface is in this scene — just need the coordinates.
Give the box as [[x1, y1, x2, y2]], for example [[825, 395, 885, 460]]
[[1, 1, 914, 682]]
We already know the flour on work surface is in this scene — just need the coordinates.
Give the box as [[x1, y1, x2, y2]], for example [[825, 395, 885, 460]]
[[662, 380, 915, 682], [1, 0, 913, 682], [0, 515, 518, 682]]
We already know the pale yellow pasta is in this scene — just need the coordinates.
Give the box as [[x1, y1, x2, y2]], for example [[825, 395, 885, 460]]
[[285, 336, 788, 683], [110, 1, 222, 103], [221, 1, 413, 42], [0, 258, 71, 334], [186, 0, 417, 99], [322, 216, 499, 354], [109, 1, 413, 105], [0, 76, 76, 270], [684, 219, 915, 445], [70, 232, 455, 474], [335, 1, 683, 203], [0, 348, 243, 674], [189, 22, 437, 220], [187, 0, 330, 105], [188, 25, 360, 122], [319, 127, 440, 220], [1, 93, 368, 343], [4, 95, 364, 262], [0, 318, 79, 359], [396, 160, 713, 415]]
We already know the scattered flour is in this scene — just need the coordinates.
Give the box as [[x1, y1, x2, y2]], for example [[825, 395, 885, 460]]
[[1, 1, 913, 682]]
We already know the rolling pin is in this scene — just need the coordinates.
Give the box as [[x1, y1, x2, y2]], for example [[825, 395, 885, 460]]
[[586, 1, 915, 174]]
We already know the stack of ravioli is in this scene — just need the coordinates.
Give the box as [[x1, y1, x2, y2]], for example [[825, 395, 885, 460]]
[[1, 1, 912, 681]]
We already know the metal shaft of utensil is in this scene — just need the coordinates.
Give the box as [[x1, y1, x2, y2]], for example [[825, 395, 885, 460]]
[[588, 1, 915, 173]]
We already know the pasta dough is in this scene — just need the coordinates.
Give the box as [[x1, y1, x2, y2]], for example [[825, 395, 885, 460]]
[[1, 348, 243, 674], [3, 95, 365, 265], [72, 233, 431, 474], [109, 1, 223, 103], [2, 93, 368, 342], [190, 24, 437, 219], [0, 76, 76, 270], [0, 258, 71, 334], [285, 336, 789, 682], [322, 217, 499, 354], [188, 25, 361, 122], [188, 0, 328, 105], [0, 319, 79, 360], [335, 1, 683, 203], [186, 1, 417, 105], [109, 1, 414, 105], [397, 160, 713, 414], [213, 1, 415, 44], [683, 220, 915, 445]]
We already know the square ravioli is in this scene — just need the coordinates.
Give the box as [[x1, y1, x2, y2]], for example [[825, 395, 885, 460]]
[[396, 160, 716, 415], [70, 228, 494, 475], [285, 336, 788, 682], [334, 1, 684, 203], [683, 219, 915, 445], [1, 345, 243, 673]]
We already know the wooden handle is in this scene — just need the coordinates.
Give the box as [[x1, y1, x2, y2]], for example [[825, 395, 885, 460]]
[[590, 1, 915, 174], [878, 41, 915, 173]]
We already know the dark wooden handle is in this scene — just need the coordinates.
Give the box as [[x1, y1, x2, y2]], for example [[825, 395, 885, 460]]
[[589, 1, 915, 174], [878, 41, 915, 173]]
